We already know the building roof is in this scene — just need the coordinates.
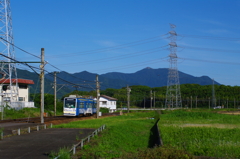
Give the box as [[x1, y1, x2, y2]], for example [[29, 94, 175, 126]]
[[0, 79, 34, 84], [100, 95, 118, 101]]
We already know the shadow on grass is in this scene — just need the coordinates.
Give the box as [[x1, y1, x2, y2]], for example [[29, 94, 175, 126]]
[[148, 118, 162, 148]]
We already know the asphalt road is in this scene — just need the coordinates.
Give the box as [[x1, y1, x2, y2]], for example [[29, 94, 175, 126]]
[[0, 128, 94, 159]]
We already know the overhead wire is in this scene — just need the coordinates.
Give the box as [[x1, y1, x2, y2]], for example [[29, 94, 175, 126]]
[[45, 34, 168, 58], [178, 34, 240, 41], [178, 57, 240, 65], [57, 45, 169, 66], [0, 37, 40, 59], [91, 56, 169, 75], [0, 52, 95, 90], [1, 37, 97, 83], [180, 46, 240, 54]]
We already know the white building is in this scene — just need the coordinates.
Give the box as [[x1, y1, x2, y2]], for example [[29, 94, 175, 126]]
[[0, 79, 35, 109], [99, 95, 117, 113]]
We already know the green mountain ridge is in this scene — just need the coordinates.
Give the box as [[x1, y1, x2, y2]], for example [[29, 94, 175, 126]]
[[16, 67, 220, 98]]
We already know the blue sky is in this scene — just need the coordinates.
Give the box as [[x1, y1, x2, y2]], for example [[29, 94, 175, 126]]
[[9, 0, 240, 86]]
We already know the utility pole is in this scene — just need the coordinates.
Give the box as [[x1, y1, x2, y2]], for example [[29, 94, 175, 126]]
[[212, 79, 216, 108], [208, 97, 210, 109], [127, 85, 131, 113], [154, 91, 156, 108], [195, 96, 197, 108], [191, 96, 192, 109], [40, 48, 45, 124], [1, 104, 3, 120], [150, 90, 152, 109], [227, 98, 228, 108], [144, 97, 145, 109], [234, 98, 236, 109], [96, 75, 100, 118], [53, 71, 58, 116]]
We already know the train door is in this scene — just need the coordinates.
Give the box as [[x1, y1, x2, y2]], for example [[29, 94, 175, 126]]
[[79, 100, 85, 115], [88, 101, 93, 115], [76, 101, 80, 115], [92, 101, 97, 114]]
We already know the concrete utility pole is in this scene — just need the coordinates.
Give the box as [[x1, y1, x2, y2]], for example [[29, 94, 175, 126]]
[[154, 91, 156, 108], [40, 48, 45, 124], [144, 97, 145, 109], [227, 98, 228, 108], [127, 85, 131, 113], [54, 71, 58, 116], [208, 97, 210, 109], [212, 79, 216, 108], [196, 96, 197, 108], [96, 75, 100, 118], [191, 96, 192, 109], [150, 90, 152, 109]]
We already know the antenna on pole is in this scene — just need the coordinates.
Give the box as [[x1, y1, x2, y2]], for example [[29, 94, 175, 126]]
[[165, 24, 182, 109], [0, 0, 19, 103]]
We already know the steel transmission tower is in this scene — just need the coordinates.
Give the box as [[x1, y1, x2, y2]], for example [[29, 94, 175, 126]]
[[165, 24, 182, 108], [0, 0, 18, 102]]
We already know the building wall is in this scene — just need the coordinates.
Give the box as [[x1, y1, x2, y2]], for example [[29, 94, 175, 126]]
[[99, 97, 117, 112], [0, 84, 29, 102]]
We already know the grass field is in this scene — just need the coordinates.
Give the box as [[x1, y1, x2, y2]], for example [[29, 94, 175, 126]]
[[52, 109, 240, 158], [0, 107, 62, 119], [159, 109, 240, 158]]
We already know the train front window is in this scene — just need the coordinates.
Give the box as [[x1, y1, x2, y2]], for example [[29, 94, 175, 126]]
[[64, 99, 76, 108]]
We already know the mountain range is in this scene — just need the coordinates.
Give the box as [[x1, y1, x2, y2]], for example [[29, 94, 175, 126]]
[[16, 67, 220, 98]]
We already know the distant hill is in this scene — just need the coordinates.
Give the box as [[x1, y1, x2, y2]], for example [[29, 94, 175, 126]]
[[101, 67, 220, 87], [16, 67, 220, 98], [16, 69, 72, 98], [45, 71, 135, 91]]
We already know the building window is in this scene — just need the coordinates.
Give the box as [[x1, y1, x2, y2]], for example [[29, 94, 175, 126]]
[[19, 97, 25, 101], [19, 84, 28, 89], [3, 97, 10, 102], [102, 101, 107, 105]]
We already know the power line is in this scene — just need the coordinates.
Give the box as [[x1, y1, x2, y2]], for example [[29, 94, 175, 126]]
[[56, 45, 168, 66], [45, 34, 168, 58], [178, 34, 240, 41], [180, 46, 240, 54], [1, 37, 96, 83], [89, 57, 168, 73], [178, 57, 240, 65], [0, 37, 40, 59]]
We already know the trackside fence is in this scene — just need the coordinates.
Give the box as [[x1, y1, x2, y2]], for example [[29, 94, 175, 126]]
[[54, 124, 106, 159], [0, 123, 53, 139]]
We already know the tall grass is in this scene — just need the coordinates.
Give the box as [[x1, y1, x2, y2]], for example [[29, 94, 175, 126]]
[[53, 109, 240, 158], [160, 109, 240, 125], [160, 109, 240, 158], [2, 107, 62, 119], [54, 111, 194, 158], [54, 112, 158, 158]]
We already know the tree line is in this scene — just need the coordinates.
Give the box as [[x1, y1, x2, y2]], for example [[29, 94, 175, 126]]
[[31, 84, 240, 110]]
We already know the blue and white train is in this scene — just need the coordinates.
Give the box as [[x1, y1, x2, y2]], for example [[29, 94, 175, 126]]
[[63, 96, 97, 116]]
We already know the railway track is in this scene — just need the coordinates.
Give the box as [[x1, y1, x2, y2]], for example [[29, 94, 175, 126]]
[[0, 116, 70, 124], [0, 112, 120, 124]]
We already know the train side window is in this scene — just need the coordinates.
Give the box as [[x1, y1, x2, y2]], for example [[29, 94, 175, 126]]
[[80, 102, 84, 108], [89, 103, 92, 108]]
